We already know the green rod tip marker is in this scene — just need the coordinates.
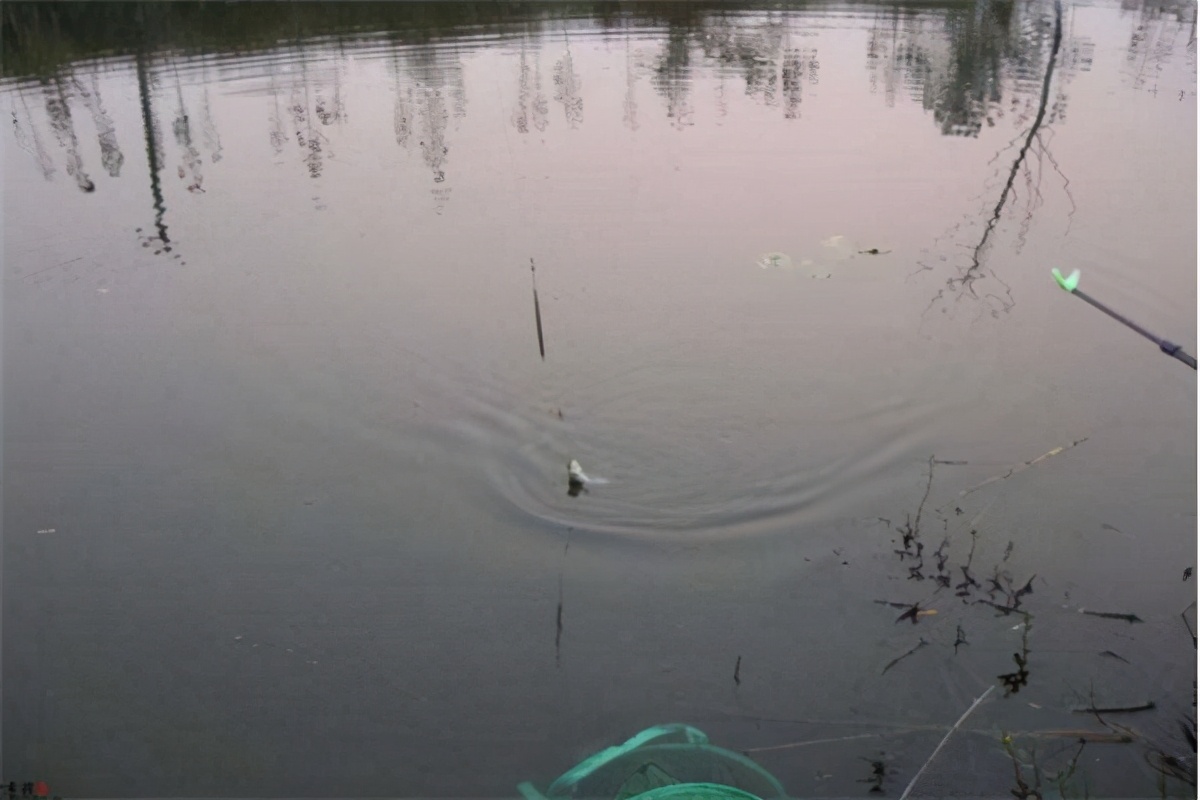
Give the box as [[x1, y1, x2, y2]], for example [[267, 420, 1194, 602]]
[[1051, 267, 1196, 370], [1051, 267, 1080, 292]]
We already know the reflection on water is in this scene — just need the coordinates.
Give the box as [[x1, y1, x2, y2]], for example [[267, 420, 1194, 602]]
[[3, 2, 1190, 203], [10, 90, 56, 179], [43, 76, 94, 192], [2, 2, 1195, 798], [73, 71, 124, 178], [514, 43, 552, 133]]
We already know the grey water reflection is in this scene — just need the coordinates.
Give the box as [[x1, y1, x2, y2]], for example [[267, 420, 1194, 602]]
[[3, 2, 1196, 798]]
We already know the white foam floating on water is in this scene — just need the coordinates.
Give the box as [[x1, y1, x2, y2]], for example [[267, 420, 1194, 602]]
[[757, 251, 793, 269], [819, 234, 856, 261], [757, 250, 826, 278], [757, 236, 858, 278], [758, 236, 888, 276]]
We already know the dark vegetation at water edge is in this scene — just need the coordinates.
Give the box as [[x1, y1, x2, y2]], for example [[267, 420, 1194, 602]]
[[8, 0, 1171, 83], [0, 1, 900, 80]]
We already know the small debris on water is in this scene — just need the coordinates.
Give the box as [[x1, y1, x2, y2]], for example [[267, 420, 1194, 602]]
[[1078, 608, 1143, 623], [882, 637, 928, 674], [1070, 701, 1155, 714], [858, 758, 886, 794], [895, 604, 937, 624]]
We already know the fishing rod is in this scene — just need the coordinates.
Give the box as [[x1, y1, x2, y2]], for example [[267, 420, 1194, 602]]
[[1052, 268, 1197, 370]]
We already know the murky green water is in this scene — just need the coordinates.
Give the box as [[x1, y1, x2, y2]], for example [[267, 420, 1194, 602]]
[[3, 2, 1196, 797]]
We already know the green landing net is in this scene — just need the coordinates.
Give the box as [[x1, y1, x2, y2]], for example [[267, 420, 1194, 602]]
[[517, 724, 789, 800]]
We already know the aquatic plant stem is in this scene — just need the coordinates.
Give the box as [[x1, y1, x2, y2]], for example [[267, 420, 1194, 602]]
[[531, 258, 545, 360], [898, 685, 996, 800]]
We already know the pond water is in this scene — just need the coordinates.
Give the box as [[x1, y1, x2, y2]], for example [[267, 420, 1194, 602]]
[[2, 2, 1196, 797]]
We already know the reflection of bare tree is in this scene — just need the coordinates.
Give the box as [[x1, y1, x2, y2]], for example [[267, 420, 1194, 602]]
[[872, 0, 1091, 142], [938, 0, 1066, 310], [652, 27, 694, 128], [451, 64, 467, 120], [315, 57, 346, 126], [866, 14, 893, 106], [553, 46, 584, 128], [780, 47, 804, 118], [531, 56, 549, 131], [199, 87, 222, 163], [290, 82, 327, 179], [135, 49, 171, 248], [935, 7, 1009, 137], [171, 64, 204, 193], [268, 74, 289, 155], [394, 81, 414, 145], [714, 68, 728, 121], [44, 79, 94, 192], [419, 87, 449, 182], [1060, 34, 1095, 77], [11, 92, 57, 180], [513, 44, 546, 134], [866, 1, 1049, 138], [623, 34, 640, 131], [1122, 0, 1195, 93], [512, 47, 530, 133], [697, 16, 813, 119], [746, 51, 778, 105], [390, 42, 465, 190], [72, 72, 124, 177]]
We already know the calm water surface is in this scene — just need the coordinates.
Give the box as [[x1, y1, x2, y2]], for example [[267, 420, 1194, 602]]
[[2, 2, 1196, 797]]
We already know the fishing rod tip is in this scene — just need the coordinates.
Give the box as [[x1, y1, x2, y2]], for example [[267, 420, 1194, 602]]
[[1051, 267, 1080, 293]]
